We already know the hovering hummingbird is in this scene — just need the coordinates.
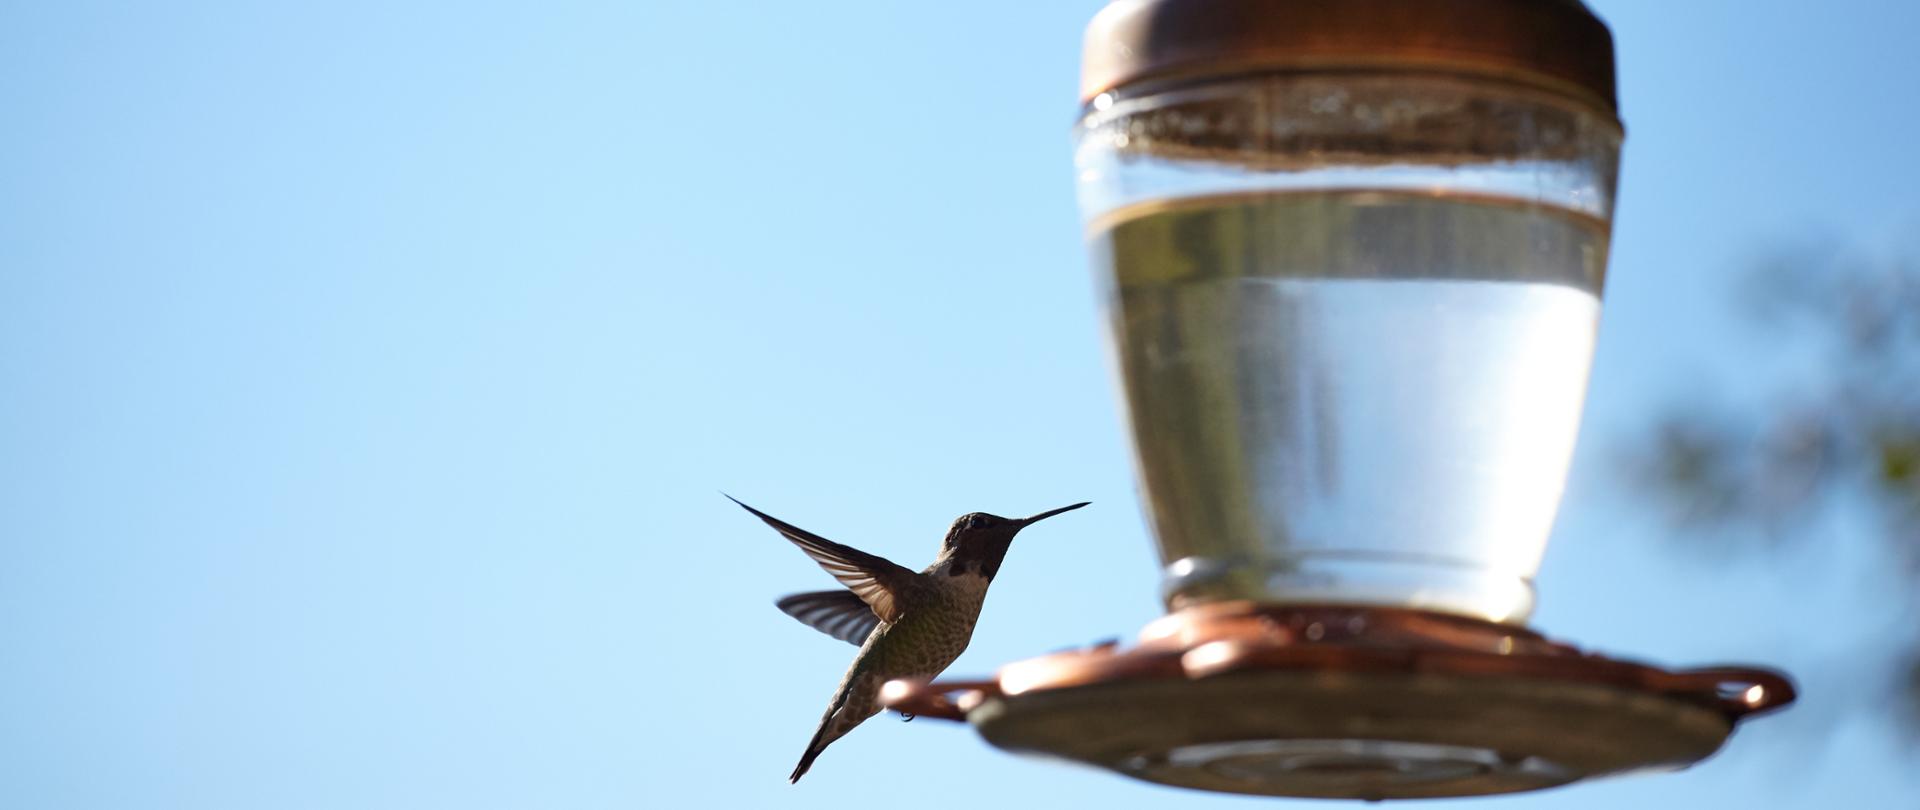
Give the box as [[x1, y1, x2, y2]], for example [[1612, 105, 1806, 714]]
[[728, 495, 1089, 783]]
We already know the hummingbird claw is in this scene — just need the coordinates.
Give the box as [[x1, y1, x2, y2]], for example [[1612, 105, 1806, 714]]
[[900, 712, 916, 722]]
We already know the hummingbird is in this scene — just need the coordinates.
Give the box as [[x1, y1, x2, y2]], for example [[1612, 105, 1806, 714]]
[[728, 495, 1089, 783]]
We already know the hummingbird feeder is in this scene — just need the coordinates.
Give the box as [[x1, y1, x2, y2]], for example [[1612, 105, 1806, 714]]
[[882, 0, 1794, 800]]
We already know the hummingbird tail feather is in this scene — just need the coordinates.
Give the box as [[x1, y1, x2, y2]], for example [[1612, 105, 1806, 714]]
[[791, 676, 870, 783], [789, 726, 831, 783]]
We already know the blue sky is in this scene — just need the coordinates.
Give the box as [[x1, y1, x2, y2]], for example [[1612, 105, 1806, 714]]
[[2, 1, 1916, 808]]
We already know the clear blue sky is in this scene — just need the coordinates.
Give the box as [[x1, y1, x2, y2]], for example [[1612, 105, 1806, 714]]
[[2, 1, 1916, 808]]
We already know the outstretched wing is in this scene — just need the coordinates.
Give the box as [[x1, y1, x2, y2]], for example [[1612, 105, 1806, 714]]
[[776, 590, 883, 645], [727, 495, 917, 623]]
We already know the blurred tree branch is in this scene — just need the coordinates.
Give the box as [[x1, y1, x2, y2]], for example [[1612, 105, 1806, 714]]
[[1621, 238, 1920, 736]]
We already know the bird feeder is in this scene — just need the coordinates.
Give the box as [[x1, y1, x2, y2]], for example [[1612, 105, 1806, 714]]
[[882, 0, 1794, 800]]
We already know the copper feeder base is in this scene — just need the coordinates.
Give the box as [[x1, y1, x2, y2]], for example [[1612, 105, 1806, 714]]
[[882, 603, 1794, 801]]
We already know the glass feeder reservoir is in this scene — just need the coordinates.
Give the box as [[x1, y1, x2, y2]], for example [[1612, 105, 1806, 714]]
[[884, 0, 1794, 801], [1077, 5, 1619, 624]]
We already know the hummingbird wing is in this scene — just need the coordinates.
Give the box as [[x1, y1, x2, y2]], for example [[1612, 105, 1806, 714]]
[[727, 496, 916, 623], [775, 590, 881, 645]]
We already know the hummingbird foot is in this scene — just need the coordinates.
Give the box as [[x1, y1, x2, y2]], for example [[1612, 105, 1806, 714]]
[[900, 712, 915, 722]]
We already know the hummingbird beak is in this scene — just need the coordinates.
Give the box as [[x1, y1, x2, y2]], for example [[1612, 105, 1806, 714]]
[[1018, 501, 1091, 526]]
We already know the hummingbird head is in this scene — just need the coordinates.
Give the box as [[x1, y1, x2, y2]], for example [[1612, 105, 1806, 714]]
[[941, 502, 1089, 579]]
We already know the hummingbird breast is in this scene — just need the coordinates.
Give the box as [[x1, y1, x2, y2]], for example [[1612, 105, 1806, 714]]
[[867, 568, 992, 679]]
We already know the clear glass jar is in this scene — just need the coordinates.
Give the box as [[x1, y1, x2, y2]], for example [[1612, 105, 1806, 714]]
[[1077, 68, 1622, 623]]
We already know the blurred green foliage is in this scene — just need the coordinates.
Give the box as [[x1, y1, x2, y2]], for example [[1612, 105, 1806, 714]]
[[1624, 239, 1920, 735]]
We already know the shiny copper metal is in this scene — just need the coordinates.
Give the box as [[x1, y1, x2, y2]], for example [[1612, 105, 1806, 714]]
[[1082, 0, 1619, 114], [882, 605, 1793, 797], [886, 603, 1795, 723]]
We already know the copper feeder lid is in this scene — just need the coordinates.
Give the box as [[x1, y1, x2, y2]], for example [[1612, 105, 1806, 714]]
[[883, 603, 1793, 801], [1082, 0, 1620, 116]]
